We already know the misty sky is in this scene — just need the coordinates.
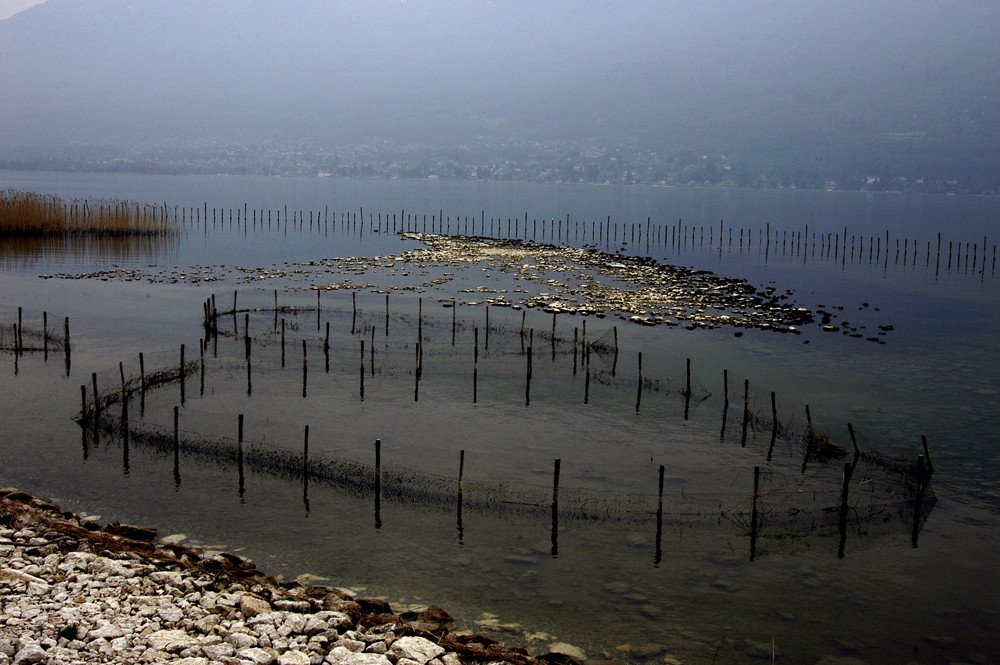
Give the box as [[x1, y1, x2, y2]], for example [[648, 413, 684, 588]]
[[1, 0, 998, 185], [0, 0, 41, 21]]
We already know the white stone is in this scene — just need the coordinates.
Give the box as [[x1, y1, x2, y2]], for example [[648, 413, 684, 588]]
[[11, 644, 46, 665], [88, 621, 125, 640], [202, 642, 236, 660], [278, 649, 311, 665], [149, 571, 185, 588], [303, 616, 328, 635], [226, 632, 258, 650], [237, 646, 277, 665], [390, 636, 445, 665], [548, 642, 587, 661], [331, 653, 392, 665], [158, 605, 185, 624], [146, 628, 193, 652]]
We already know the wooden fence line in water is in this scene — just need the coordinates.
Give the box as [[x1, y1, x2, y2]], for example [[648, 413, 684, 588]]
[[80, 348, 936, 561], [0, 307, 72, 376], [154, 200, 1000, 279]]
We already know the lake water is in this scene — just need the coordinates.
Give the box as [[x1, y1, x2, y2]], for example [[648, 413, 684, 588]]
[[2, 170, 999, 665]]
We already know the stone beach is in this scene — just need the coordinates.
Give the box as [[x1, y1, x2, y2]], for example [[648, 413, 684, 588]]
[[0, 489, 578, 665]]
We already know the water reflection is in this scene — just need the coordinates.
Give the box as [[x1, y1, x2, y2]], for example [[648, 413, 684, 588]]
[[0, 234, 179, 269]]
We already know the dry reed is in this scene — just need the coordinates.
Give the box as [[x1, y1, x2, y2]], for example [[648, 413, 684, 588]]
[[0, 189, 177, 237]]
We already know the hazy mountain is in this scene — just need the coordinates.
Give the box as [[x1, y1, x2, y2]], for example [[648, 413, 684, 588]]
[[2, 0, 998, 189]]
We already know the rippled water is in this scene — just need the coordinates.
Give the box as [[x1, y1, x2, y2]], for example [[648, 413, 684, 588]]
[[2, 171, 999, 664]]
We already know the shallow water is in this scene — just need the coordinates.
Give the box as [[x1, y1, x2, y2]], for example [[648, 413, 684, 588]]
[[2, 172, 999, 664]]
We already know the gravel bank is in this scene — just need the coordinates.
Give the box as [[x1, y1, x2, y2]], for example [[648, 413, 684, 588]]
[[0, 489, 580, 665]]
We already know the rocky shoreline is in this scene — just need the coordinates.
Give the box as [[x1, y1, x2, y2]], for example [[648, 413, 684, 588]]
[[0, 489, 584, 665]]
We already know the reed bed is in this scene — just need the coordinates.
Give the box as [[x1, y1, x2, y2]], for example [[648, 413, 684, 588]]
[[0, 189, 177, 237]]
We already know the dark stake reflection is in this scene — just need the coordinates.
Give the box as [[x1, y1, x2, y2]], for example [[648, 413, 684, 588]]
[[767, 422, 778, 461], [912, 455, 932, 548], [838, 458, 859, 559], [237, 443, 245, 502], [302, 475, 310, 516], [457, 493, 464, 544], [121, 394, 130, 476], [173, 447, 181, 489], [550, 502, 559, 557], [750, 466, 760, 561], [720, 402, 729, 441], [740, 406, 749, 447], [654, 464, 665, 567]]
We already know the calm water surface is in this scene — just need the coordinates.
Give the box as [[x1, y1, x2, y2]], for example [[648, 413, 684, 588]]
[[2, 171, 999, 665]]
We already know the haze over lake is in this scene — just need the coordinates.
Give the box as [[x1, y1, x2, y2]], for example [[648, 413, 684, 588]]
[[2, 2, 1000, 664]]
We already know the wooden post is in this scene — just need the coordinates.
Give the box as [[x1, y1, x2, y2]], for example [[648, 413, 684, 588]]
[[723, 369, 729, 404], [302, 339, 308, 398], [92, 373, 100, 417], [352, 291, 357, 335], [385, 294, 389, 337], [473, 327, 478, 403], [80, 385, 88, 423]]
